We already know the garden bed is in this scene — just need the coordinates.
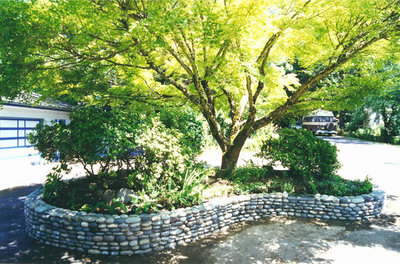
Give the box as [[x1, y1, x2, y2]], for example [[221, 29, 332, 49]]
[[25, 187, 385, 256]]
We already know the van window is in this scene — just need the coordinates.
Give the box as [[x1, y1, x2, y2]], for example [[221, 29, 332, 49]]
[[304, 117, 315, 122], [316, 116, 333, 122]]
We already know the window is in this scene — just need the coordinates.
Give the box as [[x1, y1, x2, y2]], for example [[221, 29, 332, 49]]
[[303, 117, 315, 122], [0, 118, 42, 149], [316, 116, 333, 122]]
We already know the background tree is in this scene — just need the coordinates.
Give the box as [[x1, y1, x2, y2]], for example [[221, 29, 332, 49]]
[[369, 88, 400, 143], [344, 62, 400, 144], [1, 0, 399, 171]]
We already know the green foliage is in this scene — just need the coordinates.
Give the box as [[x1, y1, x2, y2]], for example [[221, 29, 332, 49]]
[[226, 163, 371, 196], [269, 180, 295, 194], [30, 105, 206, 176], [30, 105, 144, 175], [129, 116, 186, 189], [345, 108, 371, 132], [36, 108, 207, 214], [233, 182, 269, 194], [42, 166, 66, 204], [159, 107, 205, 157], [346, 87, 400, 144], [259, 128, 340, 193], [33, 105, 208, 214], [245, 125, 276, 151], [159, 167, 206, 210], [42, 164, 207, 214], [0, 1, 39, 100], [260, 129, 341, 178], [315, 175, 373, 196], [226, 163, 270, 183]]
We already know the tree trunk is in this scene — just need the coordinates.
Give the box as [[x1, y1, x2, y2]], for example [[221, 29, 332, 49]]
[[221, 146, 242, 173], [219, 129, 250, 176]]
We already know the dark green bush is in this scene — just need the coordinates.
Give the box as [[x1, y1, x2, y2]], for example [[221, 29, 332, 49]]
[[315, 175, 373, 196], [159, 107, 205, 157], [259, 128, 341, 193], [259, 128, 341, 178], [225, 163, 270, 183], [30, 105, 143, 176], [227, 164, 295, 194], [227, 164, 372, 196]]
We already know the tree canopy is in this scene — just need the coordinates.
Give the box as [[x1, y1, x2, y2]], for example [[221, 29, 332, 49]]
[[1, 0, 399, 170]]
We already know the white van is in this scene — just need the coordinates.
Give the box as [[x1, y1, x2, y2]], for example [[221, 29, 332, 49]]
[[302, 110, 338, 136]]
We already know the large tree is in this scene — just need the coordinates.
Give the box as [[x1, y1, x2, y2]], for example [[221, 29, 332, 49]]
[[1, 0, 399, 171]]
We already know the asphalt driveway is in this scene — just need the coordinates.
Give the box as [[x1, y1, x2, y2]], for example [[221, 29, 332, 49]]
[[0, 136, 399, 263]]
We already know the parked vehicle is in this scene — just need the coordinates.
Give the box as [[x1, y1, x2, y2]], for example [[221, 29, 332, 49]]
[[302, 110, 338, 136]]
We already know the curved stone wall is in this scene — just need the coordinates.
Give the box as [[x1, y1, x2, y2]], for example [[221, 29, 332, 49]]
[[25, 188, 385, 255]]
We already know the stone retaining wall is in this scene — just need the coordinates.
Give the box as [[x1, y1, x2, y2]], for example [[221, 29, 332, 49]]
[[25, 188, 385, 256]]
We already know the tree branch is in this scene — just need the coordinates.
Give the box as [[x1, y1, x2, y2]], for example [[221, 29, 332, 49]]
[[253, 33, 385, 130], [256, 32, 281, 76]]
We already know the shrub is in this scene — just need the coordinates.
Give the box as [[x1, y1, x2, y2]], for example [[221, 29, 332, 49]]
[[315, 175, 373, 196], [32, 107, 207, 214], [226, 163, 269, 183], [259, 128, 341, 192], [268, 180, 295, 194], [127, 116, 186, 190], [30, 105, 143, 176], [42, 165, 66, 204], [30, 106, 206, 175], [159, 107, 205, 157]]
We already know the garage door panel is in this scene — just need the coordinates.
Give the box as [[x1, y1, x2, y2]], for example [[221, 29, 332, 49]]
[[26, 120, 40, 128], [0, 120, 18, 128], [0, 130, 18, 138], [0, 139, 18, 148]]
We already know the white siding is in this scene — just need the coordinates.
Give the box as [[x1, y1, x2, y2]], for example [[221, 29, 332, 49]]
[[0, 104, 70, 124]]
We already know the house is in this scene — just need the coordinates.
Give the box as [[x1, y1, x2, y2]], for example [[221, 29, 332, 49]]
[[0, 94, 71, 164]]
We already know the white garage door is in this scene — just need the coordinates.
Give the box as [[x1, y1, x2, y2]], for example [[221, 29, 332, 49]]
[[0, 118, 42, 149]]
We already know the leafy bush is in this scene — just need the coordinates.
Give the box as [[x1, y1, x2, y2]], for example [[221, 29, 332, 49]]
[[258, 128, 341, 193], [315, 175, 373, 196], [226, 163, 270, 183], [233, 182, 269, 194], [159, 107, 205, 157], [30, 105, 206, 175], [268, 180, 295, 194], [30, 105, 143, 176], [42, 165, 66, 204], [226, 163, 371, 196], [41, 164, 207, 214], [259, 128, 340, 178], [128, 117, 186, 189]]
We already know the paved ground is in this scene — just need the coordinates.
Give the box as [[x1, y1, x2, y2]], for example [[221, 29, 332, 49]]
[[0, 161, 87, 191], [0, 136, 399, 263]]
